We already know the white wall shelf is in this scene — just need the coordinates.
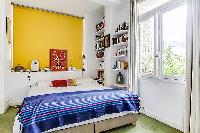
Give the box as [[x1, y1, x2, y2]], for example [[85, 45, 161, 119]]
[[111, 21, 129, 88], [110, 84, 127, 88], [96, 57, 105, 60], [112, 69, 127, 71], [95, 38, 104, 42], [113, 55, 127, 58], [96, 68, 104, 71], [113, 42, 128, 47], [96, 28, 105, 35], [95, 48, 105, 51], [113, 30, 128, 37]]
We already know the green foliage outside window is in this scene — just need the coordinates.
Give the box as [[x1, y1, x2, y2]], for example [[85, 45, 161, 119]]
[[163, 46, 186, 76]]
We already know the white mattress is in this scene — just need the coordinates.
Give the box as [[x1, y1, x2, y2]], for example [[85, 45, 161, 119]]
[[13, 83, 134, 133]]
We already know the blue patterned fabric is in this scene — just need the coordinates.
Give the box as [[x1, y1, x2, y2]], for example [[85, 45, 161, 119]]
[[18, 88, 140, 133]]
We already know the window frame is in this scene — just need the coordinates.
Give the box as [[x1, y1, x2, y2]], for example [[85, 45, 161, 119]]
[[138, 15, 156, 78], [138, 0, 187, 81]]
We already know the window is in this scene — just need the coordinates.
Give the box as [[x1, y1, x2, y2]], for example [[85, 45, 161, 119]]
[[162, 5, 186, 76], [139, 17, 155, 75], [139, 0, 186, 79]]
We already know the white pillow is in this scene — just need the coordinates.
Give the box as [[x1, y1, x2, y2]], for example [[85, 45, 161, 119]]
[[76, 77, 96, 86], [37, 80, 53, 87]]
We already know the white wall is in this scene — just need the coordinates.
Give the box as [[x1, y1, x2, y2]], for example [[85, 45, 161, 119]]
[[139, 78, 185, 131], [0, 0, 12, 114], [0, 0, 6, 114]]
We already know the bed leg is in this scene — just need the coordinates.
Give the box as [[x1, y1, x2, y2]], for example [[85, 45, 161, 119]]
[[132, 121, 136, 126]]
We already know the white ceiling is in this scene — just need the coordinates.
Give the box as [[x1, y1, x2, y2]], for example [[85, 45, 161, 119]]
[[11, 0, 123, 17]]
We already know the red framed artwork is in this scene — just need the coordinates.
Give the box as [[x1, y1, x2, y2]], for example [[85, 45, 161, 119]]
[[50, 49, 67, 71]]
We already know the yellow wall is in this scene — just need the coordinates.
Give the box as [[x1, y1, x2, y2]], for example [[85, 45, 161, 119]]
[[13, 6, 83, 70]]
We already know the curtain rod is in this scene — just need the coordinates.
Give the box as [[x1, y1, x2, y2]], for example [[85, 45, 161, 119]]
[[11, 2, 84, 19]]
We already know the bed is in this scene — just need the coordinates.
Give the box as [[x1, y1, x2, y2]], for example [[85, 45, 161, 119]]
[[13, 77, 140, 133]]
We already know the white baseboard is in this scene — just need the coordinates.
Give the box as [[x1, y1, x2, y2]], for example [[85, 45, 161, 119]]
[[0, 100, 22, 114], [141, 110, 183, 132], [4, 101, 9, 113], [9, 101, 22, 106], [0, 100, 10, 114]]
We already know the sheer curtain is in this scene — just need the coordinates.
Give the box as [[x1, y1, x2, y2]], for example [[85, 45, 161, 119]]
[[184, 0, 200, 133], [128, 0, 139, 94]]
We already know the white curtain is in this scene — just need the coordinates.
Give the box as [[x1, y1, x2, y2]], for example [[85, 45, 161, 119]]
[[184, 0, 200, 133], [128, 0, 139, 94]]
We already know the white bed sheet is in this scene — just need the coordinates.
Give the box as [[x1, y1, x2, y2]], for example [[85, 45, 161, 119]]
[[13, 83, 134, 133]]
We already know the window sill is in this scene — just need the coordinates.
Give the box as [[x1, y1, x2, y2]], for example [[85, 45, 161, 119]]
[[139, 76, 186, 85]]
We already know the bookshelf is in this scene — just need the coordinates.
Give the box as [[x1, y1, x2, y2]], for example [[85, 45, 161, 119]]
[[111, 22, 129, 89], [95, 17, 105, 85]]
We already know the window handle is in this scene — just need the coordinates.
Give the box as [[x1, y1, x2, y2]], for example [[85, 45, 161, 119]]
[[155, 55, 159, 58]]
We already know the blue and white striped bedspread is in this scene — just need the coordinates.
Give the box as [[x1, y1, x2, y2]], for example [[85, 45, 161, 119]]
[[18, 88, 140, 133]]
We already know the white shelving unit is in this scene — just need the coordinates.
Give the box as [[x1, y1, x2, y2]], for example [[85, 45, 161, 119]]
[[95, 17, 105, 85], [92, 6, 129, 88], [111, 26, 129, 89]]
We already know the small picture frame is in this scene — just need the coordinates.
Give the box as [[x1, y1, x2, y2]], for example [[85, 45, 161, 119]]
[[104, 34, 110, 48]]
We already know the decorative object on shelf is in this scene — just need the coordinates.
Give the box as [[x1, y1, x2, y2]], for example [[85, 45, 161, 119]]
[[115, 47, 128, 56], [95, 41, 105, 50], [121, 22, 129, 30], [6, 17, 11, 44], [104, 34, 110, 48], [96, 51, 104, 58], [50, 49, 67, 71], [14, 64, 26, 72], [82, 55, 86, 77], [96, 71, 104, 85], [27, 71, 32, 88], [68, 67, 76, 71], [82, 54, 86, 71], [99, 61, 105, 69], [96, 34, 104, 41], [11, 68, 15, 72], [112, 34, 128, 45], [124, 62, 128, 69], [43, 67, 51, 72], [113, 60, 128, 70], [31, 60, 39, 72], [116, 72, 124, 84], [115, 22, 129, 33], [96, 16, 105, 32]]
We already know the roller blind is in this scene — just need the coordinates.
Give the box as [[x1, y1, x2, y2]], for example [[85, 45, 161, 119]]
[[13, 5, 83, 70]]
